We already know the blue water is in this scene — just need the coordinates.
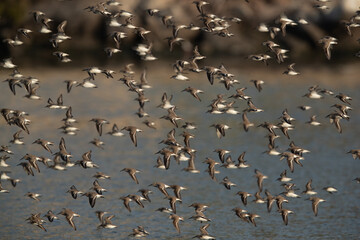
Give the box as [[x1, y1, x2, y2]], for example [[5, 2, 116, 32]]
[[0, 65, 359, 239]]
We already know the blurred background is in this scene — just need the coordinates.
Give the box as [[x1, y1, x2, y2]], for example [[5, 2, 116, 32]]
[[1, 0, 360, 66]]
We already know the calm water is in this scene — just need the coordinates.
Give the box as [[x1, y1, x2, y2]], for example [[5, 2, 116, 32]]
[[0, 63, 359, 239]]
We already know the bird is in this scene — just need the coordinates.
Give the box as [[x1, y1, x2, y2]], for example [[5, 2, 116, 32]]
[[193, 1, 209, 14], [98, 215, 117, 229], [250, 79, 264, 92], [170, 185, 187, 200], [167, 196, 182, 214], [182, 87, 204, 101], [91, 180, 107, 195], [89, 138, 105, 149], [58, 208, 80, 231], [4, 78, 22, 95], [149, 182, 170, 198], [120, 195, 133, 212], [107, 123, 124, 136], [10, 130, 24, 145], [67, 185, 83, 199], [348, 149, 360, 160], [302, 179, 317, 195], [122, 126, 142, 147], [242, 112, 254, 132], [335, 93, 352, 105], [254, 169, 268, 192], [90, 118, 109, 136], [169, 214, 184, 233], [129, 225, 149, 237], [210, 123, 230, 138], [25, 192, 41, 201], [248, 213, 261, 227], [121, 168, 140, 184], [32, 138, 54, 153], [306, 115, 321, 126], [203, 158, 220, 180], [279, 209, 293, 225], [323, 186, 337, 194], [283, 63, 300, 76], [26, 213, 47, 232], [319, 36, 337, 60], [265, 190, 276, 213], [44, 210, 58, 222], [138, 189, 152, 202], [220, 176, 236, 190], [213, 149, 230, 163], [82, 191, 104, 208], [0, 182, 9, 193], [308, 197, 326, 216], [236, 191, 252, 206]]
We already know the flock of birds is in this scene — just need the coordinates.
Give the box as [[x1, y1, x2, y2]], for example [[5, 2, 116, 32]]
[[1, 0, 360, 239]]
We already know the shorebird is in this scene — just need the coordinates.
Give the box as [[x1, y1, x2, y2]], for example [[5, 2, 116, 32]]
[[323, 186, 337, 194], [25, 192, 41, 201], [210, 123, 230, 138], [138, 189, 152, 202], [283, 63, 300, 76], [236, 191, 252, 206], [278, 14, 297, 36], [307, 115, 321, 126], [348, 149, 360, 160], [4, 78, 22, 95], [122, 126, 142, 147], [98, 215, 117, 229], [203, 158, 220, 180], [121, 168, 140, 184], [67, 185, 83, 199], [0, 182, 9, 193], [44, 210, 58, 222], [335, 93, 352, 105], [319, 36, 337, 60], [158, 92, 175, 109], [220, 176, 236, 190], [129, 194, 146, 209], [277, 170, 292, 182], [308, 197, 326, 216], [90, 138, 105, 149], [93, 172, 111, 180], [182, 87, 204, 101], [279, 209, 293, 225], [254, 169, 268, 192], [189, 211, 211, 223], [302, 179, 317, 195], [82, 191, 104, 208], [248, 213, 261, 227], [170, 185, 187, 199], [232, 207, 249, 223], [250, 79, 264, 92], [149, 182, 170, 198], [120, 196, 133, 212], [167, 196, 182, 214], [169, 214, 184, 233], [90, 118, 109, 136], [107, 123, 124, 136], [10, 130, 24, 145], [26, 213, 46, 232], [161, 107, 183, 128], [213, 149, 230, 163], [91, 180, 107, 195], [33, 138, 54, 153], [58, 208, 80, 230], [129, 226, 149, 237]]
